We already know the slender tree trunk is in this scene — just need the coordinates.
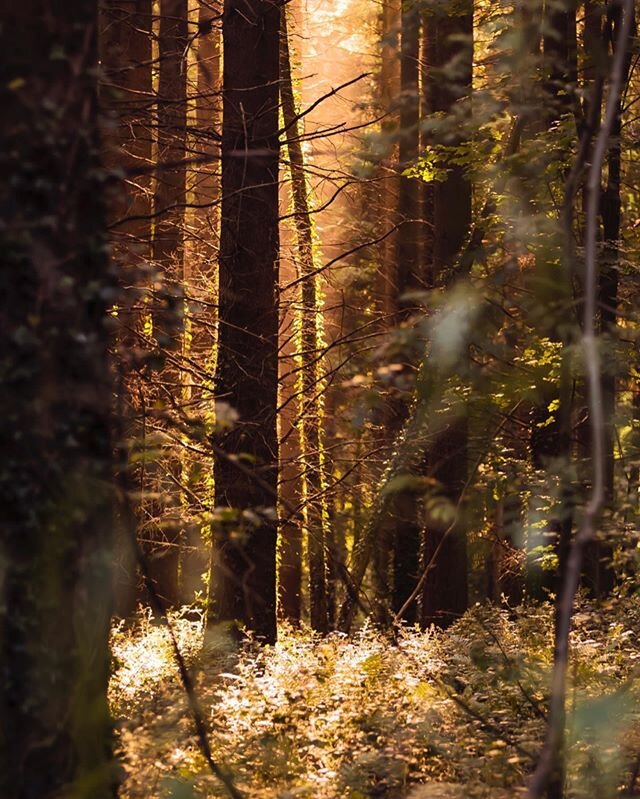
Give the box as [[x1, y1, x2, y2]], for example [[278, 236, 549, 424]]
[[179, 2, 222, 605], [370, 0, 401, 625], [278, 402, 303, 622], [147, 0, 188, 608], [396, 0, 421, 306], [193, 1, 221, 214], [584, 1, 636, 596], [209, 0, 280, 644], [280, 9, 330, 633], [535, 4, 578, 797], [420, 0, 472, 629], [0, 3, 116, 795], [153, 0, 188, 272], [100, 0, 153, 618], [389, 0, 422, 626], [278, 146, 304, 625]]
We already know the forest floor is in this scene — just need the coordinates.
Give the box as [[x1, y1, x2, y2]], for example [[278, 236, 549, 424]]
[[111, 597, 640, 799]]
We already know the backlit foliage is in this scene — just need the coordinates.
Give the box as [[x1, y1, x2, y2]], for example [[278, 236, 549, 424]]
[[111, 599, 640, 798]]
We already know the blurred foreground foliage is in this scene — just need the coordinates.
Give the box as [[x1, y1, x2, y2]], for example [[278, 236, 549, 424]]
[[111, 598, 640, 799]]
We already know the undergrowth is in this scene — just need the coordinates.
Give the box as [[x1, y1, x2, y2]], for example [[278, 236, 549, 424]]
[[110, 597, 640, 798]]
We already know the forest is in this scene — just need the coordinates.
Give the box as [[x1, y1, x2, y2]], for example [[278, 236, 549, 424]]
[[2, 0, 640, 797]]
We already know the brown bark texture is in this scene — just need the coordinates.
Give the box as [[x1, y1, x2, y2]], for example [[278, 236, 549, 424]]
[[210, 0, 281, 644]]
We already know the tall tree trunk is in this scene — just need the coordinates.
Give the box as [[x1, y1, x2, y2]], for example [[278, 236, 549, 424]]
[[420, 0, 472, 629], [0, 3, 116, 795], [370, 0, 401, 625], [533, 4, 578, 798], [526, 0, 576, 607], [389, 0, 422, 626], [584, 1, 636, 596], [147, 0, 188, 608], [153, 0, 188, 272], [179, 2, 222, 605], [100, 0, 153, 618], [280, 8, 329, 633], [209, 0, 281, 644]]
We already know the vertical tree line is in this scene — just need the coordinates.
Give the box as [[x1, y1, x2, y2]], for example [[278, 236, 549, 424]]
[[3, 0, 640, 793]]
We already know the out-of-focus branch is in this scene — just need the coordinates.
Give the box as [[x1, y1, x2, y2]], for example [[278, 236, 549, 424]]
[[526, 1, 636, 796]]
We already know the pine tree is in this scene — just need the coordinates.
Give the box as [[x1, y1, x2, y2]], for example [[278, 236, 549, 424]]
[[209, 0, 281, 644], [420, 0, 473, 628]]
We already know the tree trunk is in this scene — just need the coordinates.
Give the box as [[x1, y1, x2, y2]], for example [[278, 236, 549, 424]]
[[179, 2, 222, 605], [147, 0, 188, 608], [209, 0, 281, 644], [537, 4, 578, 798], [526, 0, 577, 609], [100, 0, 153, 618], [153, 0, 188, 272], [278, 405, 303, 622], [280, 7, 330, 634], [420, 0, 472, 629], [584, 1, 636, 596], [389, 0, 422, 626], [369, 0, 401, 625], [0, 3, 116, 795]]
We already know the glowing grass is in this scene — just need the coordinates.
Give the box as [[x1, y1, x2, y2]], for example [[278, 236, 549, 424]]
[[111, 601, 640, 799]]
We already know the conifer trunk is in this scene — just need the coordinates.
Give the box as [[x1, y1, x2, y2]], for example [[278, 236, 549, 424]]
[[389, 0, 422, 626], [209, 0, 281, 644], [370, 0, 401, 624], [280, 9, 330, 633], [147, 0, 188, 607], [584, 2, 636, 596], [420, 0, 472, 628], [179, 1, 222, 605], [101, 0, 153, 618]]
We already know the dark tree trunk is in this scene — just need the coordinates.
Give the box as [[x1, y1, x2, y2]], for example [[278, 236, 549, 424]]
[[526, 0, 577, 608], [278, 411, 303, 623], [147, 0, 188, 608], [389, 0, 422, 626], [420, 0, 472, 629], [535, 5, 578, 798], [543, 0, 577, 120], [583, 2, 636, 596], [0, 3, 116, 796], [370, 0, 401, 627], [101, 0, 153, 618], [209, 0, 281, 644], [153, 0, 188, 272]]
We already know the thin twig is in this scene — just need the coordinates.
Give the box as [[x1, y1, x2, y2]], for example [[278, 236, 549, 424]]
[[118, 492, 245, 798]]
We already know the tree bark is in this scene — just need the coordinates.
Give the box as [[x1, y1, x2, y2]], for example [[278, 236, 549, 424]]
[[100, 0, 153, 618], [387, 0, 423, 626], [420, 0, 472, 628], [209, 0, 281, 644], [584, 0, 636, 596], [147, 0, 188, 608], [179, 1, 222, 606], [280, 7, 330, 633], [0, 3, 116, 795]]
